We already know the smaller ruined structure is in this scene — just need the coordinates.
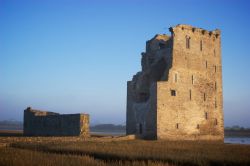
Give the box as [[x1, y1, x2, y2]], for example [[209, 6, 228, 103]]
[[23, 107, 89, 137]]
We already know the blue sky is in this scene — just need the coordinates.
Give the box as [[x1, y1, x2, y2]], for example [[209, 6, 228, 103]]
[[0, 0, 250, 126]]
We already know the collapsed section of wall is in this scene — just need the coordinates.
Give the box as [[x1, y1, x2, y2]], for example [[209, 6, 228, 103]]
[[23, 107, 89, 137], [126, 34, 173, 139]]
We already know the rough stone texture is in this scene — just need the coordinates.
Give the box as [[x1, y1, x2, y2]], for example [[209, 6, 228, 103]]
[[126, 24, 224, 141], [23, 107, 89, 137]]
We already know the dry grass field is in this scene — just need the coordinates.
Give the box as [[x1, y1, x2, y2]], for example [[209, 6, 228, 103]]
[[0, 130, 250, 166]]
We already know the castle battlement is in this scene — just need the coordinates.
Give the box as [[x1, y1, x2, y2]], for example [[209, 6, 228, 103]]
[[170, 24, 220, 38]]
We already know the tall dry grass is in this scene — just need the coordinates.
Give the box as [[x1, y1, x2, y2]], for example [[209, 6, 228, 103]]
[[0, 147, 171, 166], [9, 140, 250, 166], [0, 147, 104, 166]]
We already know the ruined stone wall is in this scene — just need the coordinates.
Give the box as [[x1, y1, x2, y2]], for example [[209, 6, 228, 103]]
[[126, 34, 172, 139], [157, 25, 223, 140], [23, 107, 89, 136], [127, 24, 224, 141], [126, 81, 157, 139]]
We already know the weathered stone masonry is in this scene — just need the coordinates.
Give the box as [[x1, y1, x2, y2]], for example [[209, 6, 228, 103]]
[[23, 107, 89, 136], [126, 24, 224, 140]]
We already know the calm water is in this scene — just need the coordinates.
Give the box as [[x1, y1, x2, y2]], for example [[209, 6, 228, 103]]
[[91, 131, 250, 145], [224, 137, 250, 145]]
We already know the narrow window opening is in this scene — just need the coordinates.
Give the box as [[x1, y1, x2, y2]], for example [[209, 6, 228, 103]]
[[171, 90, 176, 96], [197, 124, 200, 129], [186, 36, 190, 49], [174, 73, 177, 83], [214, 49, 216, 56], [204, 93, 206, 101], [200, 40, 203, 51], [189, 89, 192, 100], [215, 82, 217, 91], [186, 37, 188, 48], [205, 112, 208, 120], [176, 123, 179, 129], [215, 98, 217, 108], [191, 75, 194, 85], [205, 61, 208, 69], [215, 119, 218, 125], [139, 123, 142, 134], [188, 38, 190, 49], [214, 65, 217, 72]]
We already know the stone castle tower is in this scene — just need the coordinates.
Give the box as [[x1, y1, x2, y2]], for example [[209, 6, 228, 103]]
[[126, 24, 224, 140]]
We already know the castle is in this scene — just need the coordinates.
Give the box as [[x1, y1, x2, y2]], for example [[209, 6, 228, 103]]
[[23, 107, 89, 136], [126, 24, 224, 140]]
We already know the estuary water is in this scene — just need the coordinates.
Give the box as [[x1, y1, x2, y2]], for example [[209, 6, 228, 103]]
[[90, 131, 250, 145], [224, 137, 250, 145]]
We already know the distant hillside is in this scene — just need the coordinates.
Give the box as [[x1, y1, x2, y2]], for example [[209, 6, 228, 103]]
[[0, 121, 126, 132], [0, 120, 23, 130], [224, 126, 250, 137], [225, 125, 250, 131]]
